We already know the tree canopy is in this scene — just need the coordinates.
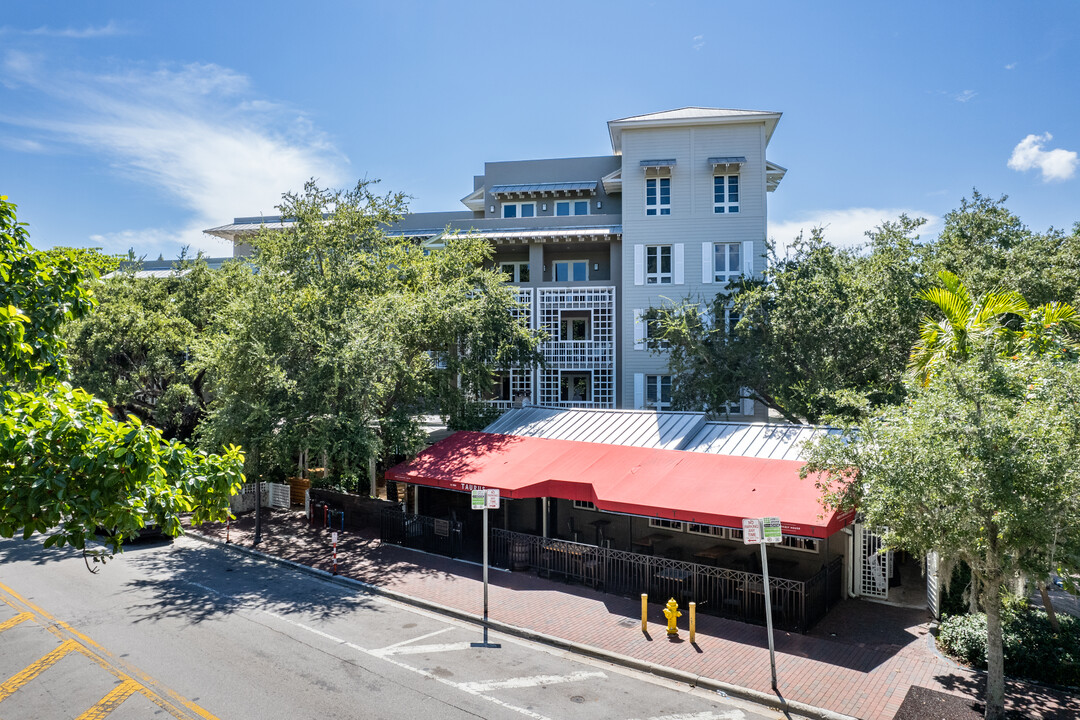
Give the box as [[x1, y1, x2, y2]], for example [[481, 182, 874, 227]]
[[194, 180, 540, 486], [0, 196, 244, 556]]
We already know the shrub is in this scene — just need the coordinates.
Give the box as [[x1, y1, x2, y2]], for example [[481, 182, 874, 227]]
[[938, 600, 1080, 687]]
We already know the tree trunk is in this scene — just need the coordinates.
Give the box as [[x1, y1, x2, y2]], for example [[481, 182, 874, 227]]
[[1038, 581, 1061, 632], [983, 589, 1006, 719]]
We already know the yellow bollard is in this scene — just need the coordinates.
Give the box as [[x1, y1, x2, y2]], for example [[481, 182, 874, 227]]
[[689, 602, 696, 643], [663, 597, 681, 637], [641, 594, 648, 633]]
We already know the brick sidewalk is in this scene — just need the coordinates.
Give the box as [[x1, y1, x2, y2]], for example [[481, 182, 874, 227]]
[[190, 510, 1079, 720]]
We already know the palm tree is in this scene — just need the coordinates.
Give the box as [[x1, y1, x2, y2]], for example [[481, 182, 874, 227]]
[[909, 270, 1079, 384]]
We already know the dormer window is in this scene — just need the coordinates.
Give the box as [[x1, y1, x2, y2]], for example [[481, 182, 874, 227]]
[[502, 202, 535, 219]]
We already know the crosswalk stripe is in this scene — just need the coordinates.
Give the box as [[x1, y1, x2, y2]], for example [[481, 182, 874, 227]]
[[0, 612, 32, 633], [458, 670, 607, 692], [372, 641, 475, 656], [74, 678, 142, 720], [0, 638, 80, 702]]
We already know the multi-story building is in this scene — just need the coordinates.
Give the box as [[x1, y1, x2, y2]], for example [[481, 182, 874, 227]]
[[205, 107, 786, 416]]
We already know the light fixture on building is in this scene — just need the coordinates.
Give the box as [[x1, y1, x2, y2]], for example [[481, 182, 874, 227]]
[[489, 205, 495, 213], [594, 263, 599, 271], [542, 203, 548, 211], [596, 201, 602, 209]]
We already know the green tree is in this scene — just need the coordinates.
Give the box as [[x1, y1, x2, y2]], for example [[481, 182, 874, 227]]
[[803, 351, 1080, 720], [195, 180, 540, 486], [651, 216, 930, 423], [0, 196, 244, 556], [64, 257, 250, 440]]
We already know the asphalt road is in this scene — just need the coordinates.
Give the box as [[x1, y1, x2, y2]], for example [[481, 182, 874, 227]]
[[0, 535, 796, 720]]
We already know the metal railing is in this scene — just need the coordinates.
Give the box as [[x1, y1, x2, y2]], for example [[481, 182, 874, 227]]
[[380, 509, 463, 559], [492, 529, 842, 632]]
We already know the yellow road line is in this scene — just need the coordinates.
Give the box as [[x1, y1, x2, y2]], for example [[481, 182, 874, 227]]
[[0, 612, 32, 633], [0, 581, 222, 720], [0, 638, 79, 702], [74, 678, 141, 720]]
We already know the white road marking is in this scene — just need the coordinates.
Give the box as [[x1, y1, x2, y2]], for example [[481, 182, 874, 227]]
[[633, 711, 746, 720], [371, 641, 476, 656], [375, 627, 452, 651], [458, 670, 607, 692]]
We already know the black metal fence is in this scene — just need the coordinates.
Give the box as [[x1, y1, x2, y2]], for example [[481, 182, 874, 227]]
[[380, 509, 463, 559], [492, 528, 842, 632]]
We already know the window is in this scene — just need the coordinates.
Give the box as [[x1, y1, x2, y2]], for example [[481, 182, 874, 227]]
[[484, 373, 512, 401], [644, 316, 670, 350], [780, 536, 819, 553], [646, 177, 671, 215], [687, 523, 723, 537], [723, 305, 740, 337], [573, 500, 597, 510], [560, 311, 591, 341], [500, 262, 530, 283], [553, 260, 588, 282], [560, 372, 591, 402], [555, 199, 590, 216], [645, 245, 672, 284], [648, 518, 684, 531], [645, 375, 671, 410], [713, 243, 741, 285], [502, 202, 535, 219], [713, 175, 739, 213]]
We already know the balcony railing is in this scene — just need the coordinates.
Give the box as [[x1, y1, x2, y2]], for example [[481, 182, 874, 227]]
[[542, 340, 614, 368]]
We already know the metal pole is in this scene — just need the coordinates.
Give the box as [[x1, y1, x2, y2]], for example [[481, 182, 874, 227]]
[[253, 479, 262, 546], [483, 506, 489, 629], [760, 541, 777, 690]]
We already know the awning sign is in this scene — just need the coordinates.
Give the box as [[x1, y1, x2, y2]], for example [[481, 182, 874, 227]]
[[472, 488, 500, 510], [742, 518, 762, 545], [762, 516, 782, 543]]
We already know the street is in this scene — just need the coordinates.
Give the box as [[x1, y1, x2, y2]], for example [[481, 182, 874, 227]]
[[0, 535, 794, 720]]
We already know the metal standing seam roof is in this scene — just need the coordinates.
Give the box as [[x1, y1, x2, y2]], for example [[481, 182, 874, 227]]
[[639, 159, 677, 167], [482, 407, 835, 460], [708, 156, 747, 165], [489, 182, 598, 195], [441, 226, 621, 242]]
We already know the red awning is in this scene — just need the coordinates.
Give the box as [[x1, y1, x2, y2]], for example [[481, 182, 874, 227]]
[[386, 431, 853, 539]]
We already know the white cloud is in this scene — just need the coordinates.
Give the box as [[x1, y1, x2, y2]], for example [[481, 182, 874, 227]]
[[692, 34, 705, 50], [769, 208, 941, 256], [0, 21, 125, 39], [1, 54, 348, 254], [1007, 132, 1078, 182], [955, 89, 977, 103], [1005, 62, 1017, 70]]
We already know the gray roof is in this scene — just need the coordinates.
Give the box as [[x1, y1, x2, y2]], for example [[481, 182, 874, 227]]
[[482, 407, 835, 460], [443, 226, 621, 242], [639, 159, 677, 167], [707, 156, 747, 165], [489, 182, 597, 196]]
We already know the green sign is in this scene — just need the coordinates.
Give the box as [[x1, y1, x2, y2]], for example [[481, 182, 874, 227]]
[[762, 516, 782, 543]]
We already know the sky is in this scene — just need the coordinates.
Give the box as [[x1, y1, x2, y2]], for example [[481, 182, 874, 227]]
[[1, 2, 1078, 259]]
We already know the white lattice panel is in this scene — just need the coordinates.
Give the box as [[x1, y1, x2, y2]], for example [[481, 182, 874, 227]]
[[855, 524, 891, 599], [537, 287, 616, 408]]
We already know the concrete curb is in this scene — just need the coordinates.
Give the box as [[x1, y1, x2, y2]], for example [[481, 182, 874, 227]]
[[188, 530, 859, 720]]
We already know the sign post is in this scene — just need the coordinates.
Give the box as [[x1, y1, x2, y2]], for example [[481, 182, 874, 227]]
[[743, 516, 782, 690], [471, 488, 501, 648]]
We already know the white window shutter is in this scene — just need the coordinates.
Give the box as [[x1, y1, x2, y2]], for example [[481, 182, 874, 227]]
[[633, 309, 645, 350], [742, 240, 754, 277], [740, 387, 754, 416], [701, 242, 712, 284], [633, 374, 645, 409], [634, 245, 644, 286], [673, 243, 684, 284], [699, 303, 713, 330]]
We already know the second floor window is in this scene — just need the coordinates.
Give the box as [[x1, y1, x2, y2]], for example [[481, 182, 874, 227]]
[[500, 262, 530, 283], [555, 199, 590, 216], [560, 311, 591, 341], [645, 245, 672, 284], [646, 178, 671, 215], [714, 175, 739, 213], [645, 374, 672, 410], [503, 202, 535, 219], [713, 242, 741, 285], [554, 259, 588, 282]]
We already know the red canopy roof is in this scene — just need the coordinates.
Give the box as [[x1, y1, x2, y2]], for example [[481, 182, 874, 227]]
[[386, 431, 853, 539]]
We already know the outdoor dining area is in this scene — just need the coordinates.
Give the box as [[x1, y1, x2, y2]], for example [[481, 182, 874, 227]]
[[383, 429, 853, 633]]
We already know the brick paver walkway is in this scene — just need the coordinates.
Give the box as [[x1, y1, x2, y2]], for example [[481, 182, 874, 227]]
[[189, 510, 1079, 720]]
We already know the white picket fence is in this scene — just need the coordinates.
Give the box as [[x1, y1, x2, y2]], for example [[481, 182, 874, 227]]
[[231, 482, 290, 513]]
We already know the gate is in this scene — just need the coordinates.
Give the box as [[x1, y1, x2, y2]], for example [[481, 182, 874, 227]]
[[854, 523, 891, 599], [926, 550, 941, 618]]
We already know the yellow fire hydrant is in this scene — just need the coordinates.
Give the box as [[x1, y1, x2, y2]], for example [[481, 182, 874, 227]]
[[662, 597, 681, 637]]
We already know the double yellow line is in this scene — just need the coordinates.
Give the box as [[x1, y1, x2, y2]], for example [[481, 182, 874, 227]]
[[0, 581, 220, 720]]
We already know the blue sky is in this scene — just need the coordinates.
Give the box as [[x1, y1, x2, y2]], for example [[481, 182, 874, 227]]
[[2, 2, 1077, 258]]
